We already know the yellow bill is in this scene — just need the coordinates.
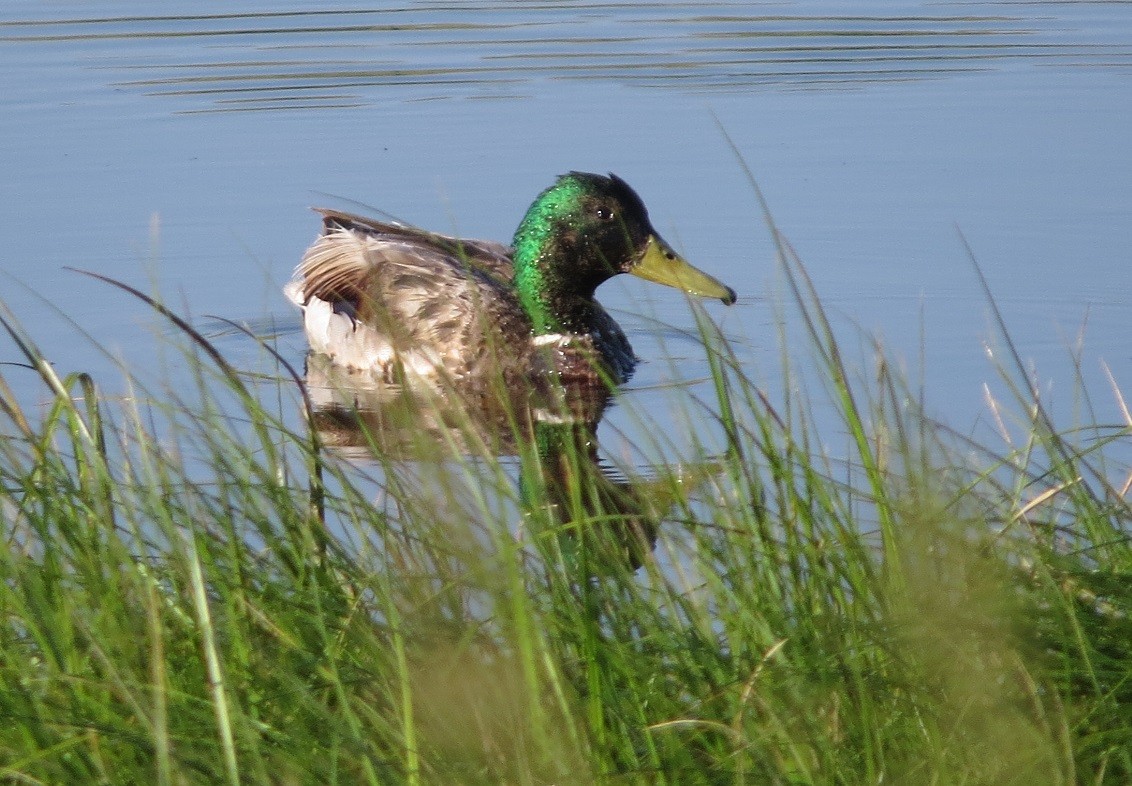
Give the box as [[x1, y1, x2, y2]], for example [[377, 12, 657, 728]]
[[631, 234, 737, 305]]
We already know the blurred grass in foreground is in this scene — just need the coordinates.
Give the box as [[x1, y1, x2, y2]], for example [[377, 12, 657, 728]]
[[0, 230, 1130, 785]]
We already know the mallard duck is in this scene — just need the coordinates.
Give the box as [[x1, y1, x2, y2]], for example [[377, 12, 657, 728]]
[[285, 171, 736, 386]]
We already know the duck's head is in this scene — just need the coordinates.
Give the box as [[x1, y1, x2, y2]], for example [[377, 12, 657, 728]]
[[512, 172, 736, 333]]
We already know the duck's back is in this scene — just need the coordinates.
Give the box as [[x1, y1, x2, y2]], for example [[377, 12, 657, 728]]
[[288, 208, 639, 385], [287, 211, 537, 382]]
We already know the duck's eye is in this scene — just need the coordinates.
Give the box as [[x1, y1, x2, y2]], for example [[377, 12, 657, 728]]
[[595, 206, 615, 221]]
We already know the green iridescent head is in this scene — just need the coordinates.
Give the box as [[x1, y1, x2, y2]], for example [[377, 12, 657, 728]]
[[511, 172, 736, 334]]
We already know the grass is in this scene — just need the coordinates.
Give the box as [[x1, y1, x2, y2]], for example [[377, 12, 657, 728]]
[[1, 234, 1130, 785]]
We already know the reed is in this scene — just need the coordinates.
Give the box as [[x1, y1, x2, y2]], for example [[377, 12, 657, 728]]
[[0, 240, 1128, 784]]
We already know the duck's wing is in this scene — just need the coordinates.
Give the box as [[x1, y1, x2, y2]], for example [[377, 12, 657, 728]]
[[313, 208, 514, 283], [290, 223, 533, 379]]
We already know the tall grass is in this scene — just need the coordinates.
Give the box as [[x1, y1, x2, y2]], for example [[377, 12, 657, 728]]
[[0, 241, 1129, 785]]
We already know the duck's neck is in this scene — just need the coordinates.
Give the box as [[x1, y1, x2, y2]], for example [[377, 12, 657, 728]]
[[512, 214, 597, 338]]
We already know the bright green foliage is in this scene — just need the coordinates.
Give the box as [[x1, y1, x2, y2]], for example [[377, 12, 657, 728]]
[[0, 245, 1129, 785]]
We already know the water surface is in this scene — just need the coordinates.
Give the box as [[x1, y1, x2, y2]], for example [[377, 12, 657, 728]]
[[2, 1, 1131, 461]]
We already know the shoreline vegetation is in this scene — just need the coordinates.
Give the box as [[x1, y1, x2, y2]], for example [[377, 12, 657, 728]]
[[2, 217, 1130, 784]]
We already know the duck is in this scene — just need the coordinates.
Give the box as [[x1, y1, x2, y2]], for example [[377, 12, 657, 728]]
[[285, 171, 736, 388]]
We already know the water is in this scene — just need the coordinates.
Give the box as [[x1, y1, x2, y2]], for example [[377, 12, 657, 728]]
[[2, 2, 1131, 464]]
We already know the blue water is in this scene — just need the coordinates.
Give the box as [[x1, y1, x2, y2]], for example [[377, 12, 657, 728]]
[[2, 2, 1131, 462]]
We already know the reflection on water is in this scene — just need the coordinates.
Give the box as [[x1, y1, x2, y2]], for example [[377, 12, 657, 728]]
[[303, 353, 715, 571], [4, 4, 1130, 112], [303, 352, 612, 459]]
